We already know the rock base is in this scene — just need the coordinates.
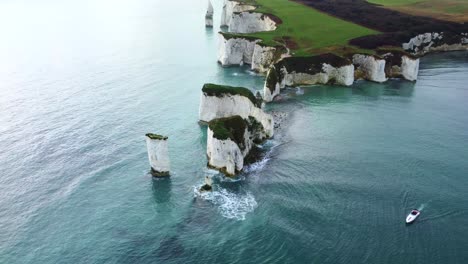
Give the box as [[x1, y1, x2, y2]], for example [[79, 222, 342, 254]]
[[150, 168, 170, 177]]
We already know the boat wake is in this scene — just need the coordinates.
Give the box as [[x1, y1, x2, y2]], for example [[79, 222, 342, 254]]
[[194, 186, 257, 221]]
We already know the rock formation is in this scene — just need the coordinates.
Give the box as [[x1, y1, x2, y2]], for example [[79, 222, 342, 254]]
[[145, 133, 170, 177], [221, 0, 256, 27], [403, 32, 468, 55], [205, 0, 214, 27], [379, 50, 420, 81], [218, 34, 260, 66], [207, 115, 269, 176], [200, 176, 213, 192], [228, 12, 278, 34], [352, 54, 387, 83], [217, 33, 287, 73], [263, 54, 354, 102], [199, 83, 274, 137]]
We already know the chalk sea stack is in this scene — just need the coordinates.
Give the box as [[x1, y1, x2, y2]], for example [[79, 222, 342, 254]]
[[145, 133, 170, 177], [205, 0, 213, 27], [199, 83, 273, 137], [207, 115, 269, 176]]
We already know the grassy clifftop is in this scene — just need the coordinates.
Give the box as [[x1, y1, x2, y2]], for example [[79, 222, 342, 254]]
[[225, 0, 467, 56], [202, 83, 259, 106], [228, 0, 379, 56]]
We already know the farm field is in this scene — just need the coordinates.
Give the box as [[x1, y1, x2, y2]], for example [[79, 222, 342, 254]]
[[367, 0, 468, 22], [237, 0, 379, 55]]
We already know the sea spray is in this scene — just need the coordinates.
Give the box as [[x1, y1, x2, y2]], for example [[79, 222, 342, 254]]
[[194, 186, 257, 221]]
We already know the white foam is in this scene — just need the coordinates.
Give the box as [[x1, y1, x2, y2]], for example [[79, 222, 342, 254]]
[[244, 157, 270, 172], [296, 87, 304, 95], [194, 186, 257, 221]]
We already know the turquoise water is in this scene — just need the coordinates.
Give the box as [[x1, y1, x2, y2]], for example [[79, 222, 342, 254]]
[[1, 0, 467, 263]]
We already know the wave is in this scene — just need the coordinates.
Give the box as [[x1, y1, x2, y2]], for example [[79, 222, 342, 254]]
[[194, 186, 257, 221]]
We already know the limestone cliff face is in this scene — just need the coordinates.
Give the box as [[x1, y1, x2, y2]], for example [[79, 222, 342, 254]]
[[205, 0, 214, 27], [251, 44, 288, 73], [229, 12, 277, 34], [263, 54, 354, 102], [217, 33, 287, 72], [352, 54, 387, 83], [206, 116, 268, 176], [206, 122, 250, 175], [145, 134, 170, 176], [403, 32, 468, 55], [221, 0, 255, 27], [381, 51, 420, 81], [199, 84, 274, 137], [218, 34, 259, 66]]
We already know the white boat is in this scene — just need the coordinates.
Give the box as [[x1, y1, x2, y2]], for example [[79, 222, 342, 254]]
[[406, 209, 420, 224]]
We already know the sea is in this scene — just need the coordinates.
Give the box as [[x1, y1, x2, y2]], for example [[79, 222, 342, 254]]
[[1, 0, 467, 263]]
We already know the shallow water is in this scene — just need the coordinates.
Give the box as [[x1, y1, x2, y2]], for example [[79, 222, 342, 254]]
[[1, 0, 467, 263]]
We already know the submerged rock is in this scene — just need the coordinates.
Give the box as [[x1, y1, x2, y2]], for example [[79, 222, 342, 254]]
[[199, 176, 213, 192], [199, 83, 273, 137], [206, 115, 269, 176], [145, 133, 170, 177]]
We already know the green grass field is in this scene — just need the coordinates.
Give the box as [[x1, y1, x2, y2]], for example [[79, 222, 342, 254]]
[[235, 0, 379, 55], [367, 0, 423, 6], [367, 0, 468, 22]]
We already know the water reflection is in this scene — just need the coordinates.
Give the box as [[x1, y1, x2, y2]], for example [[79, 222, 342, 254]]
[[151, 177, 172, 204]]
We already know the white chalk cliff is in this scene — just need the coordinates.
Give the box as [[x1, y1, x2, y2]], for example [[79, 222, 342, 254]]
[[218, 34, 259, 66], [205, 0, 214, 27], [352, 54, 387, 83], [381, 52, 420, 81], [251, 44, 287, 73], [206, 124, 250, 175], [229, 12, 277, 34], [263, 55, 354, 102], [206, 115, 268, 176], [145, 134, 170, 176], [217, 33, 287, 72], [221, 0, 256, 27], [199, 89, 274, 137], [403, 32, 468, 55]]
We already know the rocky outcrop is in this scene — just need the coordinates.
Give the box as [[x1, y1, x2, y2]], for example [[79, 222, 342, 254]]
[[207, 116, 269, 176], [218, 33, 260, 66], [352, 54, 387, 83], [379, 51, 420, 81], [403, 32, 468, 55], [205, 0, 214, 27], [199, 83, 274, 137], [145, 133, 170, 177], [263, 54, 354, 102], [221, 0, 256, 27], [200, 176, 213, 192], [217, 33, 287, 73], [229, 12, 278, 34], [251, 44, 288, 73]]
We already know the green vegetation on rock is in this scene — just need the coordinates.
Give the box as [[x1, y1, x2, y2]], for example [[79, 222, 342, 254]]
[[146, 133, 168, 140], [202, 83, 260, 107], [209, 116, 247, 150]]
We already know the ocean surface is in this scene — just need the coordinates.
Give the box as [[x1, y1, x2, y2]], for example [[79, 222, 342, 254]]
[[1, 0, 467, 263]]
